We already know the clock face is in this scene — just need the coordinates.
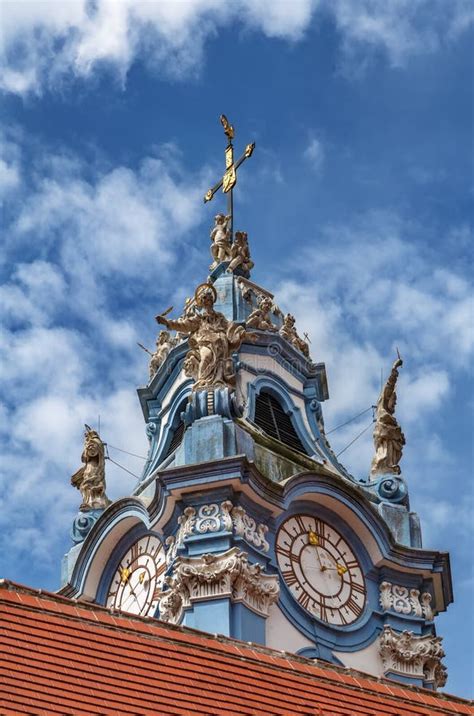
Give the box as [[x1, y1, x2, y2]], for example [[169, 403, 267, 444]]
[[276, 514, 366, 626], [106, 534, 166, 617]]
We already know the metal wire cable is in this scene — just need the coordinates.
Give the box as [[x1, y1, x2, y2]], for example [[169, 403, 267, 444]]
[[335, 420, 374, 458], [325, 406, 374, 436], [105, 455, 141, 480], [106, 443, 147, 460]]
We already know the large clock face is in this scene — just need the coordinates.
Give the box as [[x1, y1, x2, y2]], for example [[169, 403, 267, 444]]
[[276, 514, 366, 626], [106, 534, 166, 617]]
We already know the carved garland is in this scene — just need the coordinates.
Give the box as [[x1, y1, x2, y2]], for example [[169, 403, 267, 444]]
[[167, 502, 270, 557], [157, 547, 279, 624], [379, 625, 447, 689], [379, 581, 434, 620]]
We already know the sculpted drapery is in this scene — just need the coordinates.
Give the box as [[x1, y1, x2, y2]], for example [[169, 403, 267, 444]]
[[71, 428, 111, 511], [156, 283, 248, 392], [370, 357, 406, 476]]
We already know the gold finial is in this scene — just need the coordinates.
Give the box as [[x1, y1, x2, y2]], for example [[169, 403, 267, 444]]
[[220, 114, 234, 141], [203, 115, 255, 244]]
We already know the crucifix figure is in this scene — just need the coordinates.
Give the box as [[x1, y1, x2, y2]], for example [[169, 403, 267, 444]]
[[204, 114, 255, 241]]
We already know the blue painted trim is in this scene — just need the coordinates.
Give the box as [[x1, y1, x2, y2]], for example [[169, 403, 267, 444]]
[[96, 522, 150, 604], [136, 341, 189, 421], [141, 381, 193, 481], [66, 498, 151, 596]]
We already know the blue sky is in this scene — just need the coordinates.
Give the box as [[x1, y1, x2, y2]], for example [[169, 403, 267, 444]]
[[0, 0, 472, 698]]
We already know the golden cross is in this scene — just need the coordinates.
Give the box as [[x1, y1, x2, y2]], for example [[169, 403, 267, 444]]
[[203, 114, 255, 239]]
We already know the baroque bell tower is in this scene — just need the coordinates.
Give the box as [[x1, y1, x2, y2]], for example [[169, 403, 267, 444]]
[[60, 117, 452, 692]]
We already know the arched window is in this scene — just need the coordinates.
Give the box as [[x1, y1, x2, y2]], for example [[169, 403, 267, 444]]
[[253, 391, 307, 455]]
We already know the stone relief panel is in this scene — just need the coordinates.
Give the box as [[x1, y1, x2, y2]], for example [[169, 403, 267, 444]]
[[231, 506, 270, 553], [379, 625, 447, 689], [157, 547, 279, 624], [166, 502, 270, 558], [379, 581, 434, 620]]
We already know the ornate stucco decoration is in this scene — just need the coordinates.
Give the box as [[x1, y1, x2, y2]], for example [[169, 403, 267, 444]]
[[379, 582, 434, 620], [370, 355, 406, 476], [246, 295, 278, 332], [148, 330, 178, 381], [156, 282, 251, 392], [165, 506, 196, 565], [231, 506, 270, 553], [279, 313, 310, 358], [157, 547, 279, 624], [70, 427, 111, 511], [167, 502, 270, 555], [379, 625, 447, 689]]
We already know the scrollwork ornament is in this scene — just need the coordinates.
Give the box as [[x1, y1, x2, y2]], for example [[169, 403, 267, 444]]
[[196, 504, 221, 533]]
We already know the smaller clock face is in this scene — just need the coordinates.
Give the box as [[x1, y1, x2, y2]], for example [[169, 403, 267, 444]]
[[276, 514, 366, 626], [106, 534, 166, 617]]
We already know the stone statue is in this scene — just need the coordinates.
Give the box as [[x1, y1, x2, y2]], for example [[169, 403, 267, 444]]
[[227, 231, 254, 274], [246, 295, 277, 332], [279, 313, 310, 357], [210, 213, 232, 269], [156, 282, 249, 392], [149, 331, 177, 380], [71, 427, 111, 511], [370, 355, 406, 476]]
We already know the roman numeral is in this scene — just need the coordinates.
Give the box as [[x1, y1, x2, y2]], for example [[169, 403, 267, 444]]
[[346, 597, 363, 617], [319, 596, 328, 622], [156, 562, 167, 578], [281, 569, 299, 586], [295, 515, 307, 534], [351, 582, 365, 595], [276, 544, 293, 560], [297, 592, 311, 610], [345, 560, 359, 570]]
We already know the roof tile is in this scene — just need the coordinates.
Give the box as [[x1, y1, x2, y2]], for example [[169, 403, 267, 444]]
[[0, 581, 472, 716]]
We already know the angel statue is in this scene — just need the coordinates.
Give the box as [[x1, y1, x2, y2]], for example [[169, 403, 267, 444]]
[[227, 231, 254, 275], [370, 354, 406, 476], [246, 295, 277, 332], [156, 282, 249, 391], [71, 426, 111, 511], [210, 213, 232, 269], [149, 331, 177, 380], [279, 313, 310, 357]]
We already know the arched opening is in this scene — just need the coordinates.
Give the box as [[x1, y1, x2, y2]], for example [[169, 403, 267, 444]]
[[253, 390, 307, 455]]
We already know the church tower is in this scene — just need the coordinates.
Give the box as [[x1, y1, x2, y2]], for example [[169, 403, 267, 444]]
[[60, 117, 452, 692]]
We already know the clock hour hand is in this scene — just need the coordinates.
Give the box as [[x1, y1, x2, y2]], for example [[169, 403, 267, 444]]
[[321, 563, 348, 576], [308, 531, 325, 571]]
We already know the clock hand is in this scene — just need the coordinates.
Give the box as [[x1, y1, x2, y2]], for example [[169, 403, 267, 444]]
[[308, 531, 325, 572], [321, 563, 348, 576]]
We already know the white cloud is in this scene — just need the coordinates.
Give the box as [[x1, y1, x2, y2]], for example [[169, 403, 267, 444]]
[[0, 134, 210, 582], [304, 136, 325, 174], [328, 0, 474, 69], [273, 210, 472, 489], [0, 0, 472, 95]]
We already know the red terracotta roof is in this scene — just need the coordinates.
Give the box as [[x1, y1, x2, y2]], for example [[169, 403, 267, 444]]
[[0, 580, 472, 716]]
